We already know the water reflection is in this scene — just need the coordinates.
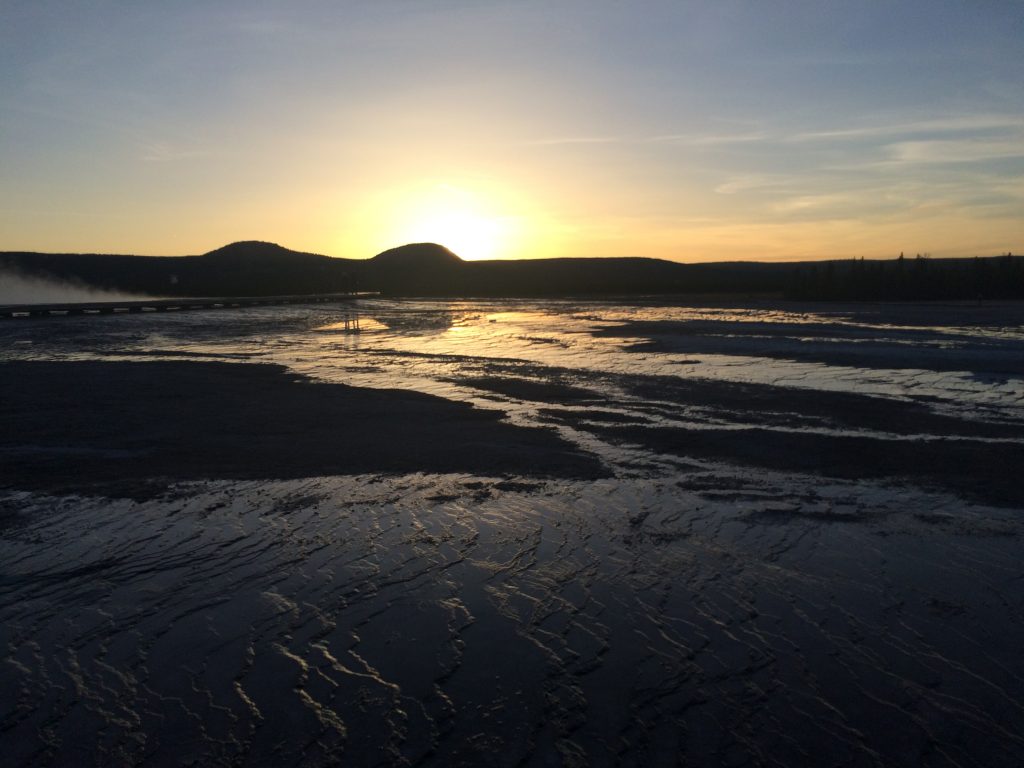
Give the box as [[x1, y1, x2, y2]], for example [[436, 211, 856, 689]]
[[370, 308, 458, 334], [327, 302, 1019, 415], [2, 298, 1022, 428], [3, 298, 1024, 765]]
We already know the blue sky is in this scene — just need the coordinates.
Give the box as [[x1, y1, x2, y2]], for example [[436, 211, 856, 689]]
[[2, 1, 1022, 260]]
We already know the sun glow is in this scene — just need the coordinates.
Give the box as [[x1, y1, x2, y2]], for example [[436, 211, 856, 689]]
[[396, 207, 507, 261], [361, 183, 527, 261]]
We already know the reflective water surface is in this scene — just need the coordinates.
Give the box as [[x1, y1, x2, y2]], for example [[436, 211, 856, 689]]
[[2, 299, 1023, 766]]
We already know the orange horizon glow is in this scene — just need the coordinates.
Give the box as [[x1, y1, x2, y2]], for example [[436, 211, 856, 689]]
[[4, 172, 1021, 263]]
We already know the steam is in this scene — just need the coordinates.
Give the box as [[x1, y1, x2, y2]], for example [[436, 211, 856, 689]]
[[0, 268, 151, 305]]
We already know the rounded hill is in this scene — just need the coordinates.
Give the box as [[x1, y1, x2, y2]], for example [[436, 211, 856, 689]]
[[201, 241, 328, 263], [371, 243, 463, 269]]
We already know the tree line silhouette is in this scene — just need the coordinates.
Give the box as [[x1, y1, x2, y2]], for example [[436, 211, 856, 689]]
[[785, 253, 1024, 301]]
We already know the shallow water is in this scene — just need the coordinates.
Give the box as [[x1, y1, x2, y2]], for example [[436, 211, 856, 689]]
[[2, 299, 1023, 766], [6, 298, 1023, 425]]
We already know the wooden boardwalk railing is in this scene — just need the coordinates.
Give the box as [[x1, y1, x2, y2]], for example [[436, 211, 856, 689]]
[[0, 292, 375, 319]]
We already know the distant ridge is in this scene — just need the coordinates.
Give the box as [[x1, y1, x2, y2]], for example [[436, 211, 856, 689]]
[[371, 242, 462, 268], [1, 241, 1021, 300], [201, 241, 329, 262], [0, 241, 355, 298]]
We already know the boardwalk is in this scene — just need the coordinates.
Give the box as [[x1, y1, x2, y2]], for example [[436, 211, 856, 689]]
[[0, 292, 373, 319]]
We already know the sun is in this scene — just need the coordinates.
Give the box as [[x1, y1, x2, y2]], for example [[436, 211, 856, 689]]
[[372, 183, 522, 261], [398, 208, 507, 261]]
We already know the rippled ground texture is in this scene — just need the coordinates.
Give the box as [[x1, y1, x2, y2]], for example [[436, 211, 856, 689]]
[[2, 299, 1024, 767]]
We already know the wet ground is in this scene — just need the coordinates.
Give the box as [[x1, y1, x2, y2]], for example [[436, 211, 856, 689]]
[[2, 299, 1023, 766]]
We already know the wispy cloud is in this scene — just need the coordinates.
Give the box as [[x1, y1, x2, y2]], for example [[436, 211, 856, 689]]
[[140, 141, 209, 163], [715, 174, 796, 195], [527, 136, 621, 146], [755, 172, 1024, 226], [648, 132, 767, 146], [530, 131, 767, 147], [535, 115, 1024, 153], [885, 138, 1024, 164], [772, 193, 857, 215], [790, 114, 1024, 142]]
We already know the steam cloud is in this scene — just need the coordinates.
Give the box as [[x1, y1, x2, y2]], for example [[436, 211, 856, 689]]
[[0, 269, 151, 305]]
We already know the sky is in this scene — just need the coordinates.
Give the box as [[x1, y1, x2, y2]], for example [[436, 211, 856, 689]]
[[1, 1, 1022, 262]]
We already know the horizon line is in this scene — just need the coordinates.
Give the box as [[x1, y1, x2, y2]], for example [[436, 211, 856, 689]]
[[0, 240, 1018, 265]]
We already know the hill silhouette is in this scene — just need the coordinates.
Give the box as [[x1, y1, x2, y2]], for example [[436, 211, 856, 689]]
[[365, 243, 464, 294], [371, 242, 462, 268], [201, 241, 328, 264], [0, 241, 356, 298], [1, 241, 1021, 300]]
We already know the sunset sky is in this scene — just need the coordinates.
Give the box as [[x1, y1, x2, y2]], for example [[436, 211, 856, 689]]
[[2, 1, 1022, 262]]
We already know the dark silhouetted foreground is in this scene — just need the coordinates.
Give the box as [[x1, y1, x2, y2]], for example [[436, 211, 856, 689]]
[[3, 241, 1022, 299], [0, 360, 606, 498]]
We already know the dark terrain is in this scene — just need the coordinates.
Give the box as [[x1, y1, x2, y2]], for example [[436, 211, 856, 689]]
[[0, 360, 605, 499], [1, 299, 1022, 767], [3, 240, 1022, 299]]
